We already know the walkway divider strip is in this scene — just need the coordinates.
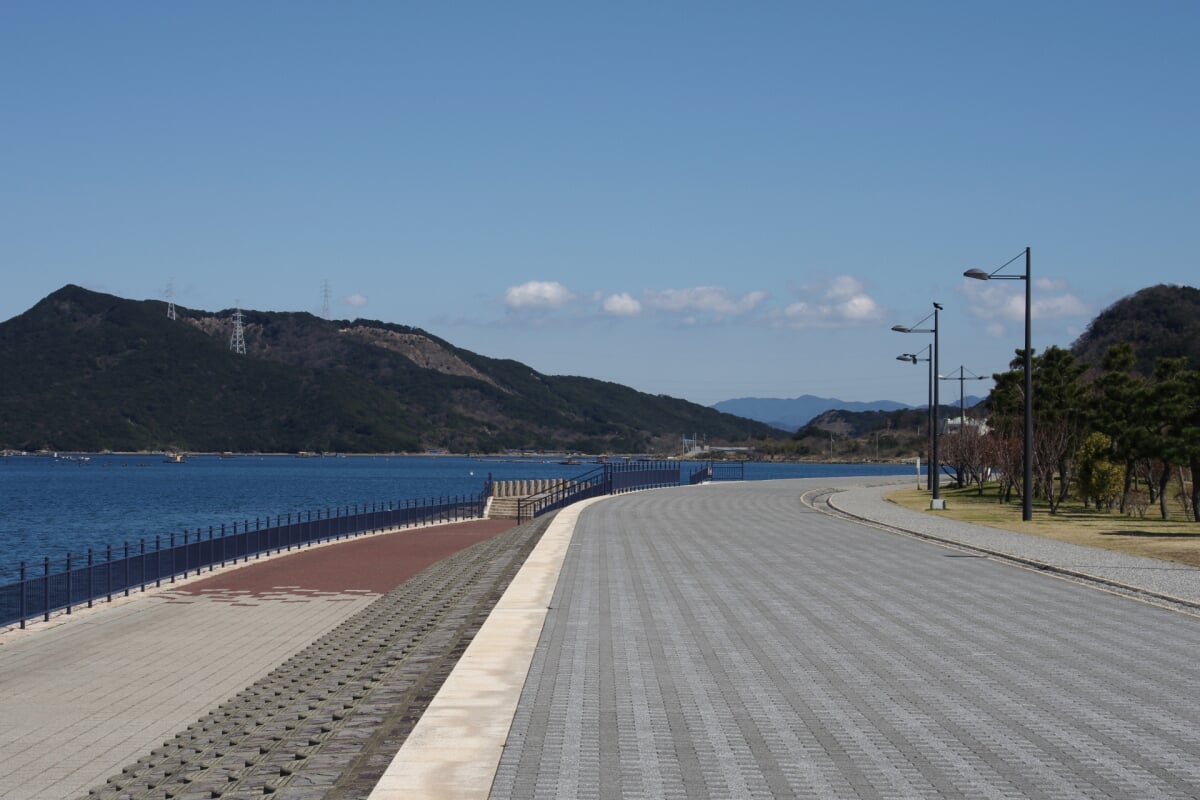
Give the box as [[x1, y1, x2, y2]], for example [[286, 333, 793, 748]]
[[368, 496, 604, 799]]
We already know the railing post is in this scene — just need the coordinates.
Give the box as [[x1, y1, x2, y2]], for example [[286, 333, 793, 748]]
[[171, 532, 177, 583], [65, 553, 72, 615], [88, 549, 95, 607], [106, 545, 113, 603], [43, 557, 50, 622], [140, 539, 147, 592], [156, 535, 162, 588], [19, 561, 27, 629], [124, 542, 130, 596]]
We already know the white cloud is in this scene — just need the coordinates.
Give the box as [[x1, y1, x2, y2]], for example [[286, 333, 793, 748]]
[[601, 292, 642, 316], [826, 275, 865, 300], [838, 293, 882, 321], [962, 279, 1086, 321], [644, 286, 767, 316], [774, 275, 883, 328], [343, 293, 368, 308], [1032, 294, 1087, 318], [1034, 277, 1068, 292], [504, 280, 575, 310]]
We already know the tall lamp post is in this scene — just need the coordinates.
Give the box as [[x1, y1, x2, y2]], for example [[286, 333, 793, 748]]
[[964, 247, 1033, 521], [893, 302, 944, 509], [896, 346, 932, 490]]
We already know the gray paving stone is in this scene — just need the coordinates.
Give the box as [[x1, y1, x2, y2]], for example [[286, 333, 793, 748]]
[[490, 479, 1200, 800]]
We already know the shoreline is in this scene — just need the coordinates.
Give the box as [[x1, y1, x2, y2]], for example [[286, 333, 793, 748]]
[[3, 449, 923, 466]]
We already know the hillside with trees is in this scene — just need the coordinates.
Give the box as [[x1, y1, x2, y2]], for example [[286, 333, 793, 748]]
[[0, 285, 783, 454], [753, 283, 1200, 522], [1071, 284, 1200, 375], [957, 283, 1200, 520]]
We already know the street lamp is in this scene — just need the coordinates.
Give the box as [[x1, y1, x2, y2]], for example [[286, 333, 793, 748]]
[[893, 302, 944, 509], [964, 247, 1033, 521], [896, 347, 932, 490]]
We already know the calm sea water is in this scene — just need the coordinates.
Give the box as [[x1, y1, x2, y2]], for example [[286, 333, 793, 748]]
[[0, 453, 918, 579]]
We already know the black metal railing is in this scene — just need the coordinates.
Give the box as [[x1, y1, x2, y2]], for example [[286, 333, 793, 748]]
[[516, 460, 683, 523], [0, 492, 486, 630], [516, 466, 608, 524], [709, 460, 747, 481], [687, 460, 747, 484]]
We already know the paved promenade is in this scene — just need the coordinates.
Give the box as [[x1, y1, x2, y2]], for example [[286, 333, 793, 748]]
[[8, 477, 1200, 799], [389, 478, 1200, 799]]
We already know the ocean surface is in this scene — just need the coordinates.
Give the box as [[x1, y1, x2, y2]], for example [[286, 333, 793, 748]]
[[0, 453, 920, 579]]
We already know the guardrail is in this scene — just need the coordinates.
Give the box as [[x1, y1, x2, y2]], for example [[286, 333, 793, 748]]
[[709, 460, 747, 481], [0, 493, 486, 630], [516, 461, 683, 523]]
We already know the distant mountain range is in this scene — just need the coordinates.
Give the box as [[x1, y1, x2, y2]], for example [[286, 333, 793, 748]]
[[712, 395, 987, 431]]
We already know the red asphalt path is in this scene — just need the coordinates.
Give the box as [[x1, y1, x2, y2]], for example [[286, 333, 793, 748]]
[[170, 518, 520, 596]]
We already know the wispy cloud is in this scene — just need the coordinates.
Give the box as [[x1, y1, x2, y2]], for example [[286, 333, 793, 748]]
[[773, 275, 883, 328], [962, 280, 1086, 322], [343, 293, 368, 308], [504, 280, 576, 310], [502, 278, 884, 330], [643, 286, 767, 316]]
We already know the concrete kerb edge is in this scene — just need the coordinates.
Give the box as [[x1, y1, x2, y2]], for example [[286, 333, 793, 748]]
[[821, 484, 1200, 614], [368, 494, 608, 800]]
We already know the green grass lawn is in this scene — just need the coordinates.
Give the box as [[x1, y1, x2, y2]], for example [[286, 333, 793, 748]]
[[886, 484, 1200, 567]]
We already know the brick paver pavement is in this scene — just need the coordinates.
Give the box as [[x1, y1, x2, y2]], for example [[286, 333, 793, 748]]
[[490, 481, 1200, 799]]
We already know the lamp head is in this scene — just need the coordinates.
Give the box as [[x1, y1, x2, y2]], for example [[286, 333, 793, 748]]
[[963, 268, 990, 280], [891, 325, 910, 333]]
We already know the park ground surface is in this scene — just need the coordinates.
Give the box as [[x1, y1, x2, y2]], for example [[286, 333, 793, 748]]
[[888, 483, 1200, 566]]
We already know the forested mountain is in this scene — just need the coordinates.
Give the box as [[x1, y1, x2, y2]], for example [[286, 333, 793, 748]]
[[0, 285, 783, 453], [1071, 284, 1200, 373]]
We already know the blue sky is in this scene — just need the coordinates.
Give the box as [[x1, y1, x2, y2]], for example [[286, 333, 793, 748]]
[[3, 2, 1197, 407]]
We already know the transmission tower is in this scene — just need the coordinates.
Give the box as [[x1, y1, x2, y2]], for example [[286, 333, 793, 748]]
[[230, 302, 247, 355], [166, 282, 177, 320], [321, 280, 331, 320]]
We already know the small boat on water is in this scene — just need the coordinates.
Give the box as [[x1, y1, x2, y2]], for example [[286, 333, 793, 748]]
[[163, 452, 187, 464]]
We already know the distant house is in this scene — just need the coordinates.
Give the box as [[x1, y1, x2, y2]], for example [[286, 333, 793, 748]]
[[942, 416, 989, 436]]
